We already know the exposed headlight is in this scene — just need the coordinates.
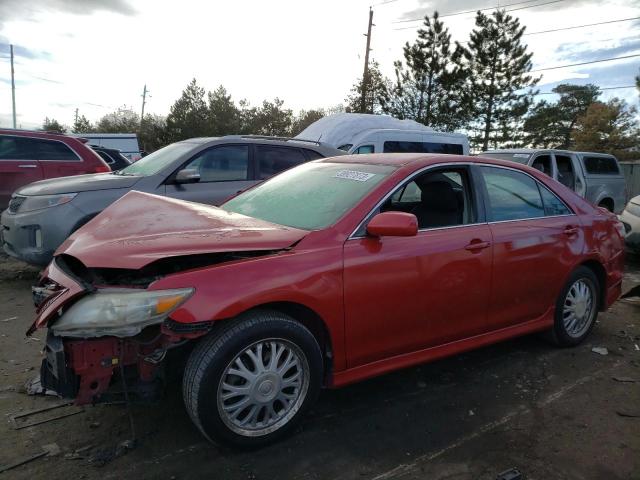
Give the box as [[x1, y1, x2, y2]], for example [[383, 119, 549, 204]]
[[18, 193, 77, 213], [51, 288, 194, 338]]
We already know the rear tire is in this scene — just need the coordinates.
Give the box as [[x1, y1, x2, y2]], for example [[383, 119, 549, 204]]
[[183, 310, 323, 448], [548, 266, 599, 347]]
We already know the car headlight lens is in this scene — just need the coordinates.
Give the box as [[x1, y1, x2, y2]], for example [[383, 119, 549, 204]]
[[18, 193, 77, 213], [51, 288, 194, 338]]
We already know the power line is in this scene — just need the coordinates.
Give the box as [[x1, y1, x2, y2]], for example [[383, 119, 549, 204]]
[[524, 17, 640, 36], [394, 0, 565, 24], [535, 85, 637, 95], [531, 53, 640, 72], [372, 0, 399, 6]]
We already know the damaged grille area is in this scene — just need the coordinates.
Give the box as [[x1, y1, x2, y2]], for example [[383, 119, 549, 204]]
[[56, 250, 282, 287]]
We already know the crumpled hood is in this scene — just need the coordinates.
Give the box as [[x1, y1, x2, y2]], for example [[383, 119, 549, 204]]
[[56, 191, 308, 269]]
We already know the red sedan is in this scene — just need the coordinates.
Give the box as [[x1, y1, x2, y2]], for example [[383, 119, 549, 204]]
[[30, 154, 625, 448]]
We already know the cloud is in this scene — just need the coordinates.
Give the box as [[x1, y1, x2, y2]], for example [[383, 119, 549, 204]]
[[0, 39, 51, 60], [396, 0, 596, 22], [0, 0, 136, 30], [554, 36, 640, 63]]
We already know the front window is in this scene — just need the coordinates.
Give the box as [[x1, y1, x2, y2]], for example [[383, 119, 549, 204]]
[[119, 142, 194, 176], [223, 162, 395, 230], [182, 145, 249, 182], [355, 145, 375, 154]]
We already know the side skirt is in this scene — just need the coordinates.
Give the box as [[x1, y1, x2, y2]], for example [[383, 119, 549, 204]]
[[331, 310, 553, 388]]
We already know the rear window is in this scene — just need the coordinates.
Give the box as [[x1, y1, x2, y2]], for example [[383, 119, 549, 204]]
[[256, 146, 307, 180], [0, 135, 78, 161], [582, 156, 619, 175], [383, 141, 463, 155]]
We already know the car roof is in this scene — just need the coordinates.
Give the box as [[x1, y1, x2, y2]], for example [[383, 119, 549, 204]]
[[178, 135, 345, 155], [0, 128, 73, 140], [320, 153, 526, 171]]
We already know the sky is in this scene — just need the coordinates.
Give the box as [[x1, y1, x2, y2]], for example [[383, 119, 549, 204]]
[[0, 0, 638, 130]]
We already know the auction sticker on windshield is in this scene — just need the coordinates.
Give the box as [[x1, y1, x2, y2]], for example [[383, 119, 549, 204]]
[[334, 170, 376, 182]]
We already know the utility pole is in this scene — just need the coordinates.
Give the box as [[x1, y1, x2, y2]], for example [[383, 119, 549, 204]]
[[360, 7, 374, 114], [74, 108, 79, 126], [10, 44, 16, 129], [140, 84, 149, 129]]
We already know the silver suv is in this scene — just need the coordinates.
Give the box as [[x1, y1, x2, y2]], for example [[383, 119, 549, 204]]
[[1, 136, 345, 265], [482, 149, 626, 213]]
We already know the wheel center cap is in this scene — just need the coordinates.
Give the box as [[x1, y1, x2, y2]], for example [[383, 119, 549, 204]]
[[575, 300, 586, 318], [255, 373, 280, 402], [259, 380, 274, 395]]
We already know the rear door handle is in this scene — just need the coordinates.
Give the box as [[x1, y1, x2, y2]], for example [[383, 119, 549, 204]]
[[465, 240, 491, 251], [18, 164, 37, 168], [563, 225, 579, 236]]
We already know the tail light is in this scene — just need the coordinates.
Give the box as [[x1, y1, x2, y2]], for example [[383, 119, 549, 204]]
[[94, 165, 111, 173]]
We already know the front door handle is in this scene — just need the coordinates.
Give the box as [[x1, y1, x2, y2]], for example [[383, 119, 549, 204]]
[[18, 164, 37, 168], [465, 240, 491, 251]]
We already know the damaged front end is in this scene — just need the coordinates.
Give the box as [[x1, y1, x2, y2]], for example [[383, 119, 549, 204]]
[[30, 257, 213, 405]]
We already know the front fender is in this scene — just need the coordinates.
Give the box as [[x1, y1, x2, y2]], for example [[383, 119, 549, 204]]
[[149, 246, 347, 370]]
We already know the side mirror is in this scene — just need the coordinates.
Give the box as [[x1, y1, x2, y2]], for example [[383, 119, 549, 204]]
[[175, 168, 201, 184], [366, 211, 418, 237]]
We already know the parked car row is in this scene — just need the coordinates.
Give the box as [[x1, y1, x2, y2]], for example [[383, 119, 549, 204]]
[[0, 117, 631, 450], [1, 135, 346, 265]]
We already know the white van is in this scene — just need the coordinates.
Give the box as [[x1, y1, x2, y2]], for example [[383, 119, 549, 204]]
[[296, 113, 469, 156], [71, 133, 142, 161]]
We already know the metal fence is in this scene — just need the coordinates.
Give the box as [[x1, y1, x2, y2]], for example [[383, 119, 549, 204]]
[[621, 162, 640, 201]]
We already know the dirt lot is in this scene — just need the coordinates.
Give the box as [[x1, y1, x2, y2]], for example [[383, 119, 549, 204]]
[[1, 252, 639, 480]]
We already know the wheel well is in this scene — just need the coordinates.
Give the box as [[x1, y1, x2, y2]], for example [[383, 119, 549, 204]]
[[580, 260, 607, 310], [248, 302, 334, 384], [598, 198, 614, 212]]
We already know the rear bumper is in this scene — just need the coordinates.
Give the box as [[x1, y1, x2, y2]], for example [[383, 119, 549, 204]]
[[1, 203, 84, 266]]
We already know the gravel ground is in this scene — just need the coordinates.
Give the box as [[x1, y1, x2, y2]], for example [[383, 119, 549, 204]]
[[0, 252, 639, 480]]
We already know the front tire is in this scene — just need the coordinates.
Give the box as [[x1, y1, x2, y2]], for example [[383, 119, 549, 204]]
[[549, 267, 599, 346], [183, 310, 323, 448]]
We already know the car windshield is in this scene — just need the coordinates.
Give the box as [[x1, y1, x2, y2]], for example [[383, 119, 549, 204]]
[[222, 162, 395, 230], [481, 152, 531, 164], [118, 142, 194, 176]]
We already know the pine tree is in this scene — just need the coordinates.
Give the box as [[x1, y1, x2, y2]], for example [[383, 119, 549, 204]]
[[384, 12, 469, 130], [572, 98, 639, 159], [42, 117, 66, 133], [207, 85, 241, 135], [290, 109, 326, 136], [72, 114, 93, 134], [462, 10, 538, 150], [524, 84, 600, 148], [95, 106, 139, 133], [165, 78, 209, 141], [345, 61, 390, 114]]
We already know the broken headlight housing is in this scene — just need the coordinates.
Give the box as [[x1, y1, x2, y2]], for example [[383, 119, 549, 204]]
[[51, 288, 194, 338]]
